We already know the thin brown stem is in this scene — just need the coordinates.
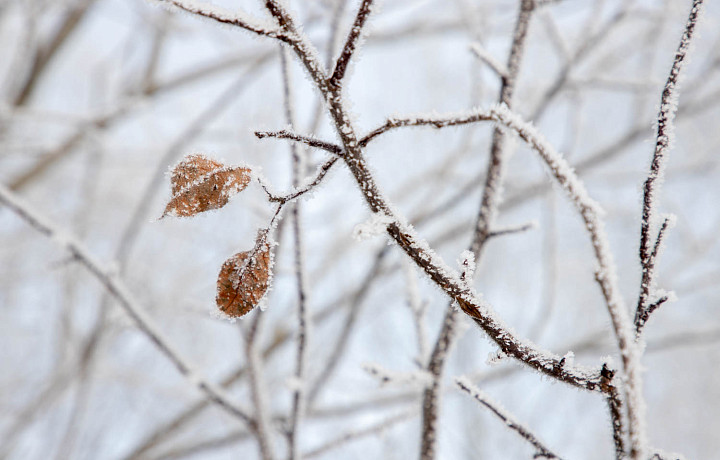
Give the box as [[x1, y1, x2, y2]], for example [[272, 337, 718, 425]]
[[637, 0, 704, 341], [329, 0, 375, 88], [255, 129, 342, 155]]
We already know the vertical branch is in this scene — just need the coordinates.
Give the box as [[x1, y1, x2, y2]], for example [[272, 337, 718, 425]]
[[281, 46, 310, 460], [421, 2, 536, 459], [328, 0, 375, 88], [456, 377, 563, 460], [245, 312, 276, 460], [470, 0, 535, 255], [607, 386, 626, 460], [636, 0, 704, 333]]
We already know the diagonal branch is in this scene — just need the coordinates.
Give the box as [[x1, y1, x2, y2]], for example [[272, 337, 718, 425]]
[[0, 183, 255, 429], [255, 129, 342, 155], [256, 9, 612, 392], [329, 0, 375, 88], [156, 0, 286, 39], [260, 157, 339, 205], [637, 0, 704, 336], [456, 377, 563, 459]]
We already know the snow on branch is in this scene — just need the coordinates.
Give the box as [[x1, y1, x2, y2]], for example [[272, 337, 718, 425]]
[[154, 0, 285, 39], [0, 183, 254, 427], [469, 43, 508, 80], [329, 0, 376, 87], [455, 377, 563, 459], [361, 102, 646, 456], [258, 157, 339, 205], [255, 129, 343, 155], [637, 0, 704, 334]]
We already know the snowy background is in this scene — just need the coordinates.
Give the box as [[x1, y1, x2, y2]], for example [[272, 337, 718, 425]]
[[1, 0, 719, 459]]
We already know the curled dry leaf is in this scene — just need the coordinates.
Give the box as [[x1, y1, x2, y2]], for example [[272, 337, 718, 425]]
[[162, 154, 251, 218], [216, 233, 273, 318]]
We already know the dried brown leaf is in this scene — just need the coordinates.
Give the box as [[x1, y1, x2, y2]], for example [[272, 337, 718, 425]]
[[216, 233, 273, 318], [162, 154, 251, 218]]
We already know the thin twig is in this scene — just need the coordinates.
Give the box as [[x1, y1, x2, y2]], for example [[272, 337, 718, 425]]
[[158, 0, 615, 425], [486, 221, 536, 240], [244, 311, 275, 460], [157, 0, 286, 39], [637, 0, 704, 338], [261, 157, 339, 204], [469, 42, 508, 79], [455, 377, 563, 459], [635, 295, 670, 337], [255, 129, 342, 155], [329, 0, 375, 87]]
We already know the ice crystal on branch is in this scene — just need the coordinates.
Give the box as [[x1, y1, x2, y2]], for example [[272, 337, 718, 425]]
[[353, 211, 393, 241]]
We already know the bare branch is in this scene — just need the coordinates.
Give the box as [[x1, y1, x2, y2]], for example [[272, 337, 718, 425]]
[[255, 129, 342, 155], [636, 295, 670, 337], [638, 0, 704, 336], [361, 102, 641, 451], [329, 0, 375, 88], [469, 43, 508, 80], [455, 377, 563, 460], [606, 383, 626, 460], [261, 157, 339, 205], [156, 0, 286, 39]]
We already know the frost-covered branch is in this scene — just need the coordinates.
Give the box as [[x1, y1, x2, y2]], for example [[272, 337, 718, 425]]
[[329, 0, 375, 88], [637, 0, 704, 336], [0, 183, 255, 428], [469, 43, 508, 80], [636, 295, 671, 337], [264, 14, 609, 393], [420, 250, 476, 460], [605, 370, 625, 460], [455, 377, 563, 459], [145, 0, 618, 441], [255, 129, 342, 155], [363, 102, 644, 456], [155, 0, 286, 39], [260, 157, 339, 204], [487, 221, 537, 240]]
